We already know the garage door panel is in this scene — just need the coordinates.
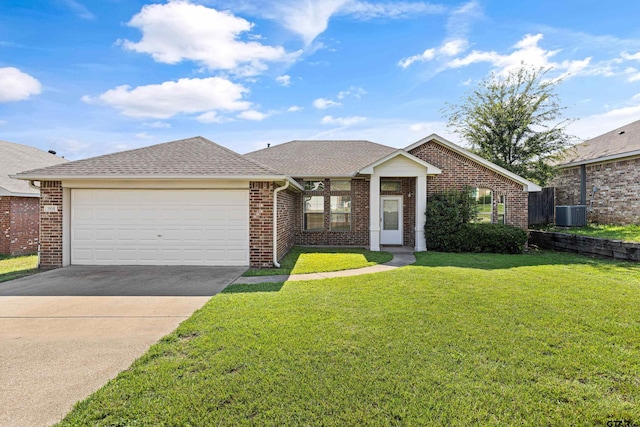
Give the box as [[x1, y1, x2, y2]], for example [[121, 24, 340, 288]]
[[71, 189, 250, 266]]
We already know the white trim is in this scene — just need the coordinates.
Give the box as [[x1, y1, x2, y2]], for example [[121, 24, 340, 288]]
[[405, 134, 542, 193], [558, 149, 640, 168], [369, 175, 381, 251], [357, 150, 442, 175], [62, 188, 71, 267], [415, 175, 427, 252], [0, 187, 39, 197], [11, 174, 303, 190]]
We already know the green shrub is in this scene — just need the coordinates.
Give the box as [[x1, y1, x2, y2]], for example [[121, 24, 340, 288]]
[[425, 187, 477, 252], [425, 189, 527, 254], [458, 223, 528, 254]]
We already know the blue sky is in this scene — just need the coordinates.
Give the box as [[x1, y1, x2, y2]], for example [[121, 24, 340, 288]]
[[1, 0, 640, 160]]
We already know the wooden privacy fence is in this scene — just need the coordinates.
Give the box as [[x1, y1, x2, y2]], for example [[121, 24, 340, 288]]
[[528, 187, 555, 226]]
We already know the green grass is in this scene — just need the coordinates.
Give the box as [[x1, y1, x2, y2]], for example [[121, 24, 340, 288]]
[[242, 246, 393, 276], [59, 251, 640, 426], [551, 224, 640, 242], [0, 254, 38, 283]]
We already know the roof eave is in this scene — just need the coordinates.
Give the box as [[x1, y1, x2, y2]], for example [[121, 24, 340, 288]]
[[11, 174, 304, 191], [0, 187, 39, 197], [558, 149, 640, 168], [357, 149, 443, 175]]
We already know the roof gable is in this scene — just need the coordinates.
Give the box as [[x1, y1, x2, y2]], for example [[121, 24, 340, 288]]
[[0, 140, 68, 196], [406, 134, 542, 192], [357, 150, 442, 175], [244, 140, 397, 177], [559, 118, 640, 166], [14, 136, 285, 180]]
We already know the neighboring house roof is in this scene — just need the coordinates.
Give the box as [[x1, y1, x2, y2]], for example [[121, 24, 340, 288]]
[[405, 134, 543, 192], [558, 118, 640, 167], [244, 140, 397, 177], [14, 136, 301, 188], [0, 140, 68, 197]]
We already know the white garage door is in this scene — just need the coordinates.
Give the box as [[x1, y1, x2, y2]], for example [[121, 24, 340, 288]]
[[71, 189, 249, 266]]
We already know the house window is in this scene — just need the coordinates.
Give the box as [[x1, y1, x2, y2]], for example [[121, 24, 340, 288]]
[[304, 181, 325, 191], [331, 196, 351, 231], [497, 195, 505, 224], [473, 188, 493, 223], [331, 180, 351, 191], [304, 196, 324, 231], [381, 180, 401, 192]]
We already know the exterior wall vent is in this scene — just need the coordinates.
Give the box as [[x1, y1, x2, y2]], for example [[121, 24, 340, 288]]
[[555, 205, 587, 227]]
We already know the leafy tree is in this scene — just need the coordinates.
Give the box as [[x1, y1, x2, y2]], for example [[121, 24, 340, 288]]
[[444, 66, 574, 185]]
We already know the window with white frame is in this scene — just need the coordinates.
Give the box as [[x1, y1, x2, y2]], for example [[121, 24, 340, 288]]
[[472, 188, 493, 223], [330, 195, 351, 231], [303, 196, 324, 231]]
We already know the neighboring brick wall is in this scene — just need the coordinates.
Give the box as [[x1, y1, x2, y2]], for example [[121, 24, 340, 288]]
[[249, 181, 274, 268], [276, 187, 296, 261], [0, 197, 9, 254], [553, 158, 640, 225], [295, 178, 370, 246], [39, 181, 63, 268], [1, 196, 40, 255], [380, 177, 416, 247], [409, 141, 529, 229]]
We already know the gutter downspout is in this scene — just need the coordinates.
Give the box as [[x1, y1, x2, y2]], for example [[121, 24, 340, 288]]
[[29, 181, 41, 268], [580, 165, 587, 205], [272, 180, 290, 268], [28, 180, 41, 191]]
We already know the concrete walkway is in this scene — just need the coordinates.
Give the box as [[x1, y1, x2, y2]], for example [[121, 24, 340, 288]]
[[232, 246, 416, 285]]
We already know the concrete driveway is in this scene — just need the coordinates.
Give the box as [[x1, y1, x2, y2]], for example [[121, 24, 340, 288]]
[[0, 265, 244, 427]]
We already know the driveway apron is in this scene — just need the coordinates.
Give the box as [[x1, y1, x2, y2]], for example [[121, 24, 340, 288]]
[[0, 265, 243, 427]]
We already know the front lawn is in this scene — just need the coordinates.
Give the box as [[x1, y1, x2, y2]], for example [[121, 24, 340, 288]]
[[242, 246, 393, 276], [0, 254, 38, 283], [59, 251, 640, 426], [551, 224, 640, 242]]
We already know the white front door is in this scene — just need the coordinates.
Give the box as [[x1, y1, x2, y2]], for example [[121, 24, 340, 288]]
[[380, 196, 403, 245]]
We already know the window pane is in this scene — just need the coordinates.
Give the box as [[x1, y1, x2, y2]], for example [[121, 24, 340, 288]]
[[304, 196, 324, 231], [331, 180, 351, 191], [381, 180, 401, 192], [383, 199, 399, 230], [304, 181, 325, 191], [497, 195, 505, 224], [473, 188, 492, 223], [330, 195, 351, 231]]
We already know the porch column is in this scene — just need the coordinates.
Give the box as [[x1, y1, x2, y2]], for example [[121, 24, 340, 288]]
[[415, 175, 427, 251], [369, 174, 381, 251]]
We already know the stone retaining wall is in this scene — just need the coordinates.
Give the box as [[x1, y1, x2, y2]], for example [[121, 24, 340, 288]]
[[529, 230, 640, 262]]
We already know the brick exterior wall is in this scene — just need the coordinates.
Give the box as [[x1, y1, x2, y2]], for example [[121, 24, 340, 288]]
[[39, 181, 63, 268], [249, 181, 275, 268], [276, 187, 297, 260], [409, 141, 529, 229], [0, 196, 40, 255], [295, 178, 370, 246], [553, 157, 640, 225]]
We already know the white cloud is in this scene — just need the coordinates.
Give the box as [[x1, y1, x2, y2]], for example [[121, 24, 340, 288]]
[[622, 51, 640, 61], [61, 0, 95, 20], [0, 67, 42, 102], [276, 75, 291, 86], [337, 86, 367, 99], [321, 115, 366, 126], [120, 1, 299, 75], [196, 111, 226, 123], [272, 0, 444, 45], [399, 48, 436, 68], [238, 109, 270, 121], [399, 39, 468, 68], [287, 105, 303, 112], [135, 132, 153, 140], [83, 77, 251, 119], [143, 121, 171, 129], [313, 97, 342, 109], [568, 96, 640, 140], [444, 33, 591, 78]]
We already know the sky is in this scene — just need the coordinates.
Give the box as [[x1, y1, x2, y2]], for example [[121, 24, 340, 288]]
[[1, 0, 640, 160]]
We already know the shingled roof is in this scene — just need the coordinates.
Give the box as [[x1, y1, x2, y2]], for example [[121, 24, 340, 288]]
[[244, 140, 397, 177], [1, 140, 67, 196], [559, 119, 640, 167], [14, 136, 282, 179]]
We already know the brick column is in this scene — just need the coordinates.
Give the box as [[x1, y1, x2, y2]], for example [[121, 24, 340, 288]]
[[39, 181, 63, 268], [249, 181, 274, 268]]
